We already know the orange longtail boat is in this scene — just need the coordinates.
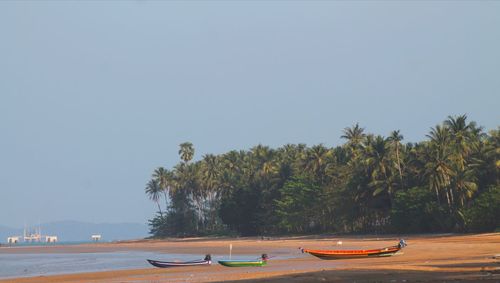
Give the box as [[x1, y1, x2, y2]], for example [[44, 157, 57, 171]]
[[302, 239, 407, 260]]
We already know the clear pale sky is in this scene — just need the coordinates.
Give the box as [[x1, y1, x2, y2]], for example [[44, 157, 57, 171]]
[[1, 1, 499, 228]]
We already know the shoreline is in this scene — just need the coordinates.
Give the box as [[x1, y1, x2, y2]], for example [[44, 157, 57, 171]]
[[1, 233, 499, 282]]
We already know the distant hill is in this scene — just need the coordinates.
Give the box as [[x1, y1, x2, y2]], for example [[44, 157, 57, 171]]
[[0, 221, 148, 243]]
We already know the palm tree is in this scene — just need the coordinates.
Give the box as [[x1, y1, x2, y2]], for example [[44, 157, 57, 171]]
[[388, 130, 404, 189], [363, 135, 394, 203], [487, 128, 500, 181], [342, 123, 365, 144], [341, 123, 366, 159], [442, 116, 484, 210], [171, 161, 199, 233], [202, 154, 219, 187], [153, 167, 174, 209], [302, 144, 332, 183], [179, 142, 195, 163], [426, 125, 454, 208], [201, 154, 222, 229], [427, 125, 450, 149], [250, 145, 276, 180], [452, 166, 478, 206], [425, 149, 454, 207], [445, 115, 472, 170], [145, 179, 163, 217]]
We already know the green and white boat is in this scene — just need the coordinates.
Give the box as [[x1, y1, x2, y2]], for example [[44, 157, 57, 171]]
[[218, 254, 268, 267]]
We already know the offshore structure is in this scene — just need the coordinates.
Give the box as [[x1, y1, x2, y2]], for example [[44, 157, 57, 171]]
[[6, 224, 58, 244], [23, 224, 42, 242]]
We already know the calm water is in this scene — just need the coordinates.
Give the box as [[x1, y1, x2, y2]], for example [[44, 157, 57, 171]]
[[0, 251, 300, 279], [0, 252, 199, 279], [1, 241, 100, 247]]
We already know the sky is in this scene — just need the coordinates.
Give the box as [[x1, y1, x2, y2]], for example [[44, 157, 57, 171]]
[[0, 1, 499, 228]]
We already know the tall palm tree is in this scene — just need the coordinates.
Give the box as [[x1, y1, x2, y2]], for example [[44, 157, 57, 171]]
[[441, 116, 484, 210], [250, 145, 275, 180], [341, 123, 366, 144], [427, 125, 450, 149], [426, 125, 454, 208], [445, 115, 472, 170], [145, 179, 163, 217], [202, 154, 219, 187], [425, 149, 454, 207], [153, 167, 174, 209], [388, 130, 404, 189], [172, 161, 199, 231], [341, 123, 366, 159], [487, 128, 500, 178], [363, 135, 394, 202], [201, 155, 221, 199], [179, 142, 195, 163], [452, 166, 478, 206], [302, 144, 332, 183], [445, 115, 471, 143], [201, 154, 224, 230]]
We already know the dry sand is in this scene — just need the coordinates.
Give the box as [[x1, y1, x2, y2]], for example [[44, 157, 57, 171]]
[[1, 233, 499, 282]]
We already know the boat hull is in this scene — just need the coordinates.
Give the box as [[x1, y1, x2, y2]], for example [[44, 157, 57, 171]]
[[147, 259, 211, 268], [218, 260, 267, 267], [303, 245, 402, 260]]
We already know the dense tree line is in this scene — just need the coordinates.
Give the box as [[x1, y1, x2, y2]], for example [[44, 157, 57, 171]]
[[145, 115, 499, 237]]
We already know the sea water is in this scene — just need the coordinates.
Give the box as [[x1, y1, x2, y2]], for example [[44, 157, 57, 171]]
[[0, 251, 303, 279], [0, 241, 100, 247], [0, 251, 198, 279]]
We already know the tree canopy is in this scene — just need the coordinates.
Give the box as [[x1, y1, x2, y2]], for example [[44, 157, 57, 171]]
[[145, 115, 499, 237]]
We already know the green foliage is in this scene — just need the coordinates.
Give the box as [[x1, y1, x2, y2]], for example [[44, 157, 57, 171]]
[[148, 208, 197, 237], [391, 187, 450, 233], [145, 116, 499, 237], [148, 213, 169, 237], [275, 176, 322, 233], [464, 186, 500, 232], [164, 190, 198, 236], [219, 186, 261, 235]]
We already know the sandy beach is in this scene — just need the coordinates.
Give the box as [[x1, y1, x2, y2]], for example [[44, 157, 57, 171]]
[[1, 233, 499, 282]]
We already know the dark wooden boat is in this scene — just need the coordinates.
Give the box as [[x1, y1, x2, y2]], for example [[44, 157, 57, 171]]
[[147, 254, 212, 268], [302, 239, 407, 260], [218, 254, 268, 267]]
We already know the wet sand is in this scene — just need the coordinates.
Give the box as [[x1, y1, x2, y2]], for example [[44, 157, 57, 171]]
[[1, 233, 499, 282]]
